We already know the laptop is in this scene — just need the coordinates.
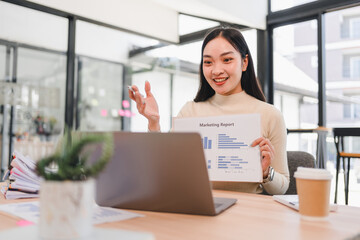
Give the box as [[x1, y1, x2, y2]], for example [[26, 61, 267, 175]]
[[91, 132, 237, 216]]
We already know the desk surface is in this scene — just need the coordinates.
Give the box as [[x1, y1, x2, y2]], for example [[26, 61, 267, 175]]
[[1, 190, 360, 240]]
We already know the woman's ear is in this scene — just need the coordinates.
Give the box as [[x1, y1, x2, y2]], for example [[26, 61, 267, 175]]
[[242, 54, 249, 71]]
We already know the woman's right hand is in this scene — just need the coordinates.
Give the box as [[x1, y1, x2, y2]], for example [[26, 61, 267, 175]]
[[128, 81, 160, 131]]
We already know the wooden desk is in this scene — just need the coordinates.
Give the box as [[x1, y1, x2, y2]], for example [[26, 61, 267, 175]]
[[287, 127, 332, 169], [1, 190, 360, 240]]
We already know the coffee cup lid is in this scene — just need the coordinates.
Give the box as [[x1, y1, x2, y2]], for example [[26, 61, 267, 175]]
[[294, 167, 332, 180]]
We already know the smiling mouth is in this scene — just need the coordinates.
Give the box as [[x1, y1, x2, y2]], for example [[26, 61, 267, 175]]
[[213, 77, 228, 83]]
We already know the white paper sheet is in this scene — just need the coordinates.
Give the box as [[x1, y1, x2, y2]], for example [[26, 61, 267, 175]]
[[173, 114, 262, 182], [0, 201, 144, 224]]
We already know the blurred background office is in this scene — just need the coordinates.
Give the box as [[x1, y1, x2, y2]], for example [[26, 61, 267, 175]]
[[0, 0, 359, 205]]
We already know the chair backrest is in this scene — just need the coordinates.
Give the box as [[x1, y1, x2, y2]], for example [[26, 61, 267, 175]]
[[333, 128, 360, 154], [285, 151, 315, 195], [333, 128, 360, 137]]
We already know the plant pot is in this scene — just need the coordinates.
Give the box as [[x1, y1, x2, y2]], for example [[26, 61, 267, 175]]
[[39, 179, 95, 240]]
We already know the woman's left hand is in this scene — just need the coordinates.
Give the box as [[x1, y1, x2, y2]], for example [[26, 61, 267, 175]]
[[251, 137, 275, 178]]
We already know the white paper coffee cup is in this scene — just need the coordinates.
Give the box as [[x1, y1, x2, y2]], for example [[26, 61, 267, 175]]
[[294, 167, 332, 221]]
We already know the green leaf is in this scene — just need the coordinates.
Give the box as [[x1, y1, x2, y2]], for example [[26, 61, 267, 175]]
[[36, 128, 114, 181]]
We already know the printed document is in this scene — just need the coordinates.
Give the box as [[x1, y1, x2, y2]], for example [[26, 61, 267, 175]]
[[173, 114, 262, 182], [0, 201, 144, 224]]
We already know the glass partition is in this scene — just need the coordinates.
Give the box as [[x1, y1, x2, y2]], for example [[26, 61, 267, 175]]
[[0, 1, 68, 175], [77, 56, 123, 131], [14, 48, 67, 161]]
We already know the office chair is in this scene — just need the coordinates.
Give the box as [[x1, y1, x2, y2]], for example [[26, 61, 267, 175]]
[[262, 151, 315, 195], [333, 128, 360, 205], [285, 151, 315, 195]]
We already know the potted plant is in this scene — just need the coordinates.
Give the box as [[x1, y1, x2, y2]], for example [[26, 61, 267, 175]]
[[36, 130, 113, 240]]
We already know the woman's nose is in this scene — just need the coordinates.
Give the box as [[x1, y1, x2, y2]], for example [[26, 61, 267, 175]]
[[212, 63, 224, 75]]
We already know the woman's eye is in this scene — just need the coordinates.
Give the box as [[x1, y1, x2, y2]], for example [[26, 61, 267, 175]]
[[224, 58, 233, 63], [203, 61, 212, 65]]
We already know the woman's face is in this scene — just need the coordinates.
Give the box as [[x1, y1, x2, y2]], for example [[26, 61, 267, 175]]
[[202, 36, 248, 96]]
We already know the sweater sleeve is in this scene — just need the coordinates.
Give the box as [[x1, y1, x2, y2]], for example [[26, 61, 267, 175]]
[[262, 108, 290, 195]]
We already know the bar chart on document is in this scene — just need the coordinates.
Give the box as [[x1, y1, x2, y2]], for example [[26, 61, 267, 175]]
[[173, 114, 262, 182]]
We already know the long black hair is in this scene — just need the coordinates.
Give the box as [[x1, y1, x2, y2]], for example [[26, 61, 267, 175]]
[[194, 26, 265, 102]]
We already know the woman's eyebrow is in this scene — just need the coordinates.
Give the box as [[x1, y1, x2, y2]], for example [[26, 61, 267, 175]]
[[220, 51, 235, 56], [203, 51, 235, 58]]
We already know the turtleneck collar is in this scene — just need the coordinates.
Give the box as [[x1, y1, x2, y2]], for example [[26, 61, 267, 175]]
[[210, 91, 251, 106]]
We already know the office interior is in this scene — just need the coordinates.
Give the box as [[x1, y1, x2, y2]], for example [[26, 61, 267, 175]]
[[0, 0, 359, 206]]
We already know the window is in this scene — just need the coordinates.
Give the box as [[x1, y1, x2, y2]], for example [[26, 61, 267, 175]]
[[326, 6, 360, 129], [273, 21, 318, 130], [269, 0, 360, 208], [311, 55, 318, 68], [341, 15, 360, 39], [343, 104, 352, 119], [350, 56, 360, 78], [350, 17, 360, 38], [326, 7, 360, 190], [342, 55, 360, 78], [273, 20, 318, 156]]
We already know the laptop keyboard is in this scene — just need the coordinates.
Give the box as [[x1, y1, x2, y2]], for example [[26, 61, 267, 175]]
[[214, 203, 222, 208]]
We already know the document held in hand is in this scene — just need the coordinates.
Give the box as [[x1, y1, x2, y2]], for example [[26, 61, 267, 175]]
[[173, 114, 262, 182]]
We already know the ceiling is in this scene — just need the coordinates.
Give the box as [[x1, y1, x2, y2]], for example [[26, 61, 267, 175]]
[[27, 0, 267, 43]]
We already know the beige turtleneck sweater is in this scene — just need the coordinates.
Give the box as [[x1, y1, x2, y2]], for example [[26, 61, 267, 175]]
[[177, 91, 289, 195]]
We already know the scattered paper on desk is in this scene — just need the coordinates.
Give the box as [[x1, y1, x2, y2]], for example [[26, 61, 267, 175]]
[[0, 201, 144, 224], [272, 195, 338, 212], [92, 205, 144, 224], [0, 201, 40, 223], [173, 114, 262, 182]]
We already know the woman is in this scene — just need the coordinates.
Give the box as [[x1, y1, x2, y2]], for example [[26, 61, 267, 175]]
[[129, 26, 289, 195]]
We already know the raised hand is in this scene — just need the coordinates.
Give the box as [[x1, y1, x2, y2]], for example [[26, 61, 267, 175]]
[[128, 81, 160, 131]]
